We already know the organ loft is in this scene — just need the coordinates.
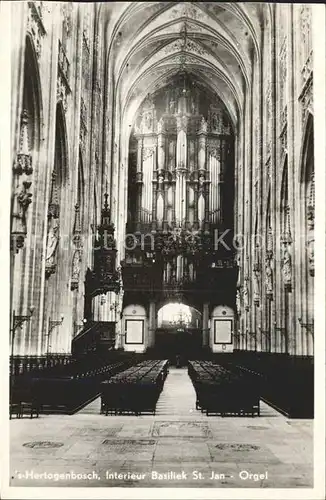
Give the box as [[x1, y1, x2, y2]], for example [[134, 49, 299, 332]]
[[122, 74, 237, 352]]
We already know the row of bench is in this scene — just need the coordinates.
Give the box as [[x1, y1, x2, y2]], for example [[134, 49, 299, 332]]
[[101, 360, 169, 415], [188, 360, 261, 416], [10, 353, 137, 417]]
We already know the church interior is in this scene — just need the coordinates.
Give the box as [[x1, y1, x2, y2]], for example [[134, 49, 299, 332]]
[[7, 1, 319, 490]]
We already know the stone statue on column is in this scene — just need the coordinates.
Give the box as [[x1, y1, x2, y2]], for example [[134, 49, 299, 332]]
[[281, 205, 292, 289], [71, 249, 81, 287], [306, 172, 315, 277], [243, 278, 249, 311], [236, 288, 241, 316], [11, 110, 34, 253], [253, 263, 260, 306], [157, 116, 164, 134], [265, 256, 273, 298], [307, 229, 314, 277], [45, 172, 60, 278], [71, 204, 83, 291], [200, 116, 208, 134], [45, 217, 59, 277], [281, 245, 292, 290], [265, 226, 274, 298]]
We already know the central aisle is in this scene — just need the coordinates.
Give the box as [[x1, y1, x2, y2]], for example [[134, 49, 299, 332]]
[[11, 365, 313, 488], [155, 367, 197, 416], [78, 365, 282, 417]]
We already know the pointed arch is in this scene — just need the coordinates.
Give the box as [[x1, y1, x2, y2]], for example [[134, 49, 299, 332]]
[[299, 112, 314, 281], [77, 149, 85, 229], [299, 112, 314, 184], [265, 185, 271, 231], [54, 101, 69, 185], [23, 33, 43, 151], [280, 155, 289, 213]]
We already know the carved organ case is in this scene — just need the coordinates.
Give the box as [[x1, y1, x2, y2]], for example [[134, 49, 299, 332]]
[[127, 74, 235, 288]]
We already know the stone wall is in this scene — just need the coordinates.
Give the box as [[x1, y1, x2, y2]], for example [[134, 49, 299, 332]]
[[9, 3, 315, 360]]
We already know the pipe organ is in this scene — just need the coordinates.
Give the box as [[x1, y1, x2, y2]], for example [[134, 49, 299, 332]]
[[131, 82, 233, 231], [128, 77, 235, 289]]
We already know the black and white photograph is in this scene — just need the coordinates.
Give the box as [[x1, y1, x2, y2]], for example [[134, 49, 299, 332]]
[[1, 2, 325, 499]]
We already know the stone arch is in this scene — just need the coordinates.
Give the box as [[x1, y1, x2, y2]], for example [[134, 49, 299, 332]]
[[280, 156, 288, 212], [77, 149, 85, 228], [298, 112, 314, 356], [279, 156, 292, 352], [43, 102, 70, 354], [11, 34, 43, 255], [299, 112, 314, 184], [23, 33, 43, 150], [54, 101, 69, 184], [253, 213, 261, 308], [10, 32, 44, 359], [299, 113, 314, 278], [263, 186, 273, 351]]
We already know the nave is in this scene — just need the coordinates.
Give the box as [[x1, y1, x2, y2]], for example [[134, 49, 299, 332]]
[[7, 2, 322, 494], [80, 367, 280, 418], [10, 365, 313, 488]]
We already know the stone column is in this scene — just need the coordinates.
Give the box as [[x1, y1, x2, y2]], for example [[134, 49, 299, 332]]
[[202, 302, 209, 347], [136, 137, 143, 224], [157, 118, 165, 171], [176, 115, 187, 224], [197, 123, 207, 227], [198, 121, 207, 171], [148, 301, 156, 348]]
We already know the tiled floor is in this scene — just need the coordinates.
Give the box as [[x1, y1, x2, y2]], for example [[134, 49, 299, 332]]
[[9, 368, 313, 488]]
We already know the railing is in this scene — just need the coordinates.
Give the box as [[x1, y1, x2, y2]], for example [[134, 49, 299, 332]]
[[127, 219, 229, 234], [72, 321, 116, 356], [10, 354, 72, 377], [10, 351, 138, 416]]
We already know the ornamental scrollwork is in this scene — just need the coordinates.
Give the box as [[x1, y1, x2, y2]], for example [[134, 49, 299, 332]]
[[11, 110, 34, 253], [142, 147, 156, 162], [27, 2, 46, 59]]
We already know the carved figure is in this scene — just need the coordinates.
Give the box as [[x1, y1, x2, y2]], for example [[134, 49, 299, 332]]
[[144, 112, 152, 131], [236, 289, 241, 316], [307, 231, 314, 276], [157, 117, 164, 134], [282, 245, 292, 284], [71, 249, 81, 281], [190, 96, 196, 114], [198, 173, 205, 191], [243, 282, 249, 311], [212, 112, 218, 130], [200, 116, 208, 133], [253, 268, 260, 302], [265, 257, 273, 295], [169, 99, 176, 114], [46, 218, 59, 264], [17, 186, 32, 214]]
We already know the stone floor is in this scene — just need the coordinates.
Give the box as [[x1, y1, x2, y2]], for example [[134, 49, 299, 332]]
[[9, 368, 314, 488]]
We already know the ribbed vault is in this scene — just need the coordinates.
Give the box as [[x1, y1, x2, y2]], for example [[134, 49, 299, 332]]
[[101, 2, 265, 130]]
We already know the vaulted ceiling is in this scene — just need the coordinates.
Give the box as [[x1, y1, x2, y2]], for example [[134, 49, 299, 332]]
[[101, 2, 269, 128]]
